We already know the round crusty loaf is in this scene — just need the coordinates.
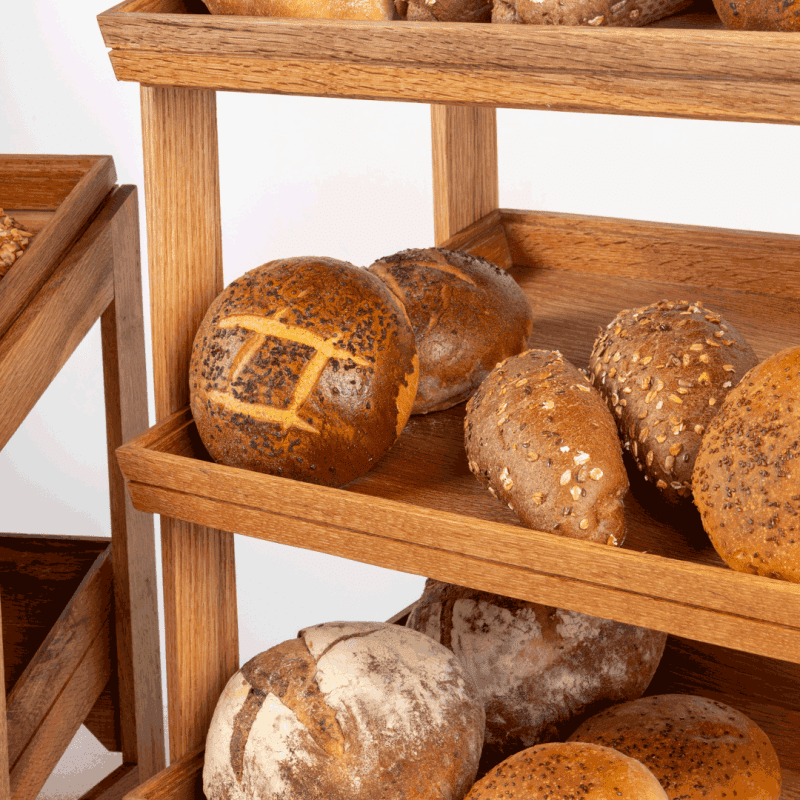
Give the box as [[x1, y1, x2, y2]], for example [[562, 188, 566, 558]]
[[405, 0, 491, 21], [491, 0, 690, 26], [711, 0, 800, 30], [589, 300, 759, 504], [203, 621, 486, 800], [465, 349, 628, 545], [189, 256, 418, 488], [569, 694, 782, 800], [406, 579, 667, 768], [464, 742, 669, 800], [367, 248, 533, 415], [693, 344, 800, 582]]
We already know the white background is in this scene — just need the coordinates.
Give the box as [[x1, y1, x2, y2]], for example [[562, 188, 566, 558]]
[[2, 1, 798, 796]]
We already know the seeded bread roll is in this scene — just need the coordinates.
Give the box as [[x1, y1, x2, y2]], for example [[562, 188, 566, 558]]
[[0, 209, 35, 278], [367, 248, 533, 415], [491, 0, 690, 26], [202, 0, 399, 20], [589, 300, 759, 504], [693, 345, 800, 582], [569, 694, 782, 800], [464, 742, 669, 800], [465, 349, 628, 545], [405, 0, 491, 21], [203, 621, 485, 800], [189, 256, 418, 488], [406, 579, 667, 769]]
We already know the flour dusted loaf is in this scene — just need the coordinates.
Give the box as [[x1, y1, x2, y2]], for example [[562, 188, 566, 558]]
[[367, 248, 533, 415], [189, 256, 418, 488], [406, 579, 667, 767], [465, 349, 628, 545], [465, 742, 669, 800], [569, 694, 782, 800], [202, 0, 399, 19], [693, 345, 800, 582], [491, 0, 690, 25], [203, 621, 485, 800], [589, 300, 759, 504]]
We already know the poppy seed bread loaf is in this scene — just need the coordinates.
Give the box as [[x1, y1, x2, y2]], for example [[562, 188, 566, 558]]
[[406, 579, 667, 768], [189, 256, 418, 488], [465, 349, 628, 545], [589, 300, 759, 504], [693, 344, 800, 582], [491, 0, 690, 26], [569, 694, 782, 800], [367, 248, 533, 415], [203, 621, 486, 800]]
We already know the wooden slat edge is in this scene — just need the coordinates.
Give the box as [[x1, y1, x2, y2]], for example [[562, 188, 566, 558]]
[[6, 548, 113, 767], [127, 481, 800, 663], [116, 428, 800, 636], [438, 208, 511, 270], [80, 764, 139, 800], [0, 600, 11, 800], [0, 156, 116, 339], [122, 745, 202, 800]]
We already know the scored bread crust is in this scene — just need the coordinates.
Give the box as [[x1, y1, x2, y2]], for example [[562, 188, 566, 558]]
[[406, 579, 667, 768], [693, 345, 800, 582], [568, 694, 782, 800], [465, 349, 628, 545], [203, 621, 486, 800], [589, 299, 759, 504], [464, 742, 669, 800], [189, 256, 418, 489], [367, 248, 533, 415]]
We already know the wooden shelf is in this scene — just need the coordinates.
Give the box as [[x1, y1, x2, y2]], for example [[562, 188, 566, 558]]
[[97, 0, 800, 123]]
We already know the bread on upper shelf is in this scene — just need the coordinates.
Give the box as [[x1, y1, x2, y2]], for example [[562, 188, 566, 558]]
[[0, 209, 35, 279]]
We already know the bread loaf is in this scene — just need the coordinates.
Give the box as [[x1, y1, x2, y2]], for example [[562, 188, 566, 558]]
[[465, 349, 628, 545], [464, 742, 669, 800], [367, 248, 533, 415], [0, 209, 34, 278], [406, 579, 667, 768], [693, 344, 800, 582], [202, 0, 399, 19], [711, 0, 800, 30], [189, 256, 418, 488], [405, 0, 491, 21], [203, 621, 485, 800], [589, 300, 759, 504], [491, 0, 690, 25], [569, 694, 782, 800]]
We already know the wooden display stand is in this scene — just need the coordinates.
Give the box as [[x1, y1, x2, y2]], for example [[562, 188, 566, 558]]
[[0, 156, 165, 800], [96, 5, 800, 798]]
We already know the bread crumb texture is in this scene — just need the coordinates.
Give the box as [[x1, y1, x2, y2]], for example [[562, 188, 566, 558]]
[[569, 694, 782, 800], [589, 300, 758, 504], [693, 344, 800, 582], [407, 580, 666, 767], [465, 349, 627, 544], [464, 741, 669, 799], [203, 621, 485, 800]]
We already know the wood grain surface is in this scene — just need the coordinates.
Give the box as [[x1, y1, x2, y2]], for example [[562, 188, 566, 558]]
[[80, 763, 140, 800], [0, 601, 10, 800], [140, 86, 238, 761], [100, 186, 165, 779], [0, 156, 116, 341], [97, 7, 800, 123]]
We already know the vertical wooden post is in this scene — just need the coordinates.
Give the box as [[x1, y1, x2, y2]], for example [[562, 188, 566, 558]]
[[100, 185, 166, 782], [0, 602, 11, 800], [430, 104, 499, 245], [140, 85, 239, 762]]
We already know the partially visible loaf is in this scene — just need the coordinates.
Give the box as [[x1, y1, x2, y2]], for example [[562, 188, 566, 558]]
[[0, 210, 34, 278], [202, 0, 398, 18], [492, 0, 690, 25], [465, 349, 628, 545]]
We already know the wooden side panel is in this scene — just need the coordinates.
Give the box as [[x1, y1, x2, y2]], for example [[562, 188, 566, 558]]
[[431, 105, 498, 246], [0, 600, 11, 800], [9, 623, 112, 800], [80, 764, 139, 800], [83, 683, 122, 752], [123, 747, 203, 800], [140, 85, 238, 761], [0, 156, 116, 340], [6, 550, 113, 768], [438, 209, 512, 271], [100, 185, 165, 778]]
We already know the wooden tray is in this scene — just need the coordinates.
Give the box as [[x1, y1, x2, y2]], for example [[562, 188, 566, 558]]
[[0, 534, 122, 800], [116, 207, 800, 664], [0, 155, 116, 341], [97, 0, 800, 124]]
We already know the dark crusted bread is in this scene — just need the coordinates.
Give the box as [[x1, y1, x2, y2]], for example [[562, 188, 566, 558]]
[[405, 0, 491, 21], [491, 0, 690, 25], [464, 742, 669, 800], [569, 694, 782, 800], [693, 345, 800, 582], [189, 256, 418, 488], [589, 300, 759, 504], [203, 621, 485, 800], [406, 579, 667, 769], [465, 349, 628, 545], [367, 247, 532, 415]]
